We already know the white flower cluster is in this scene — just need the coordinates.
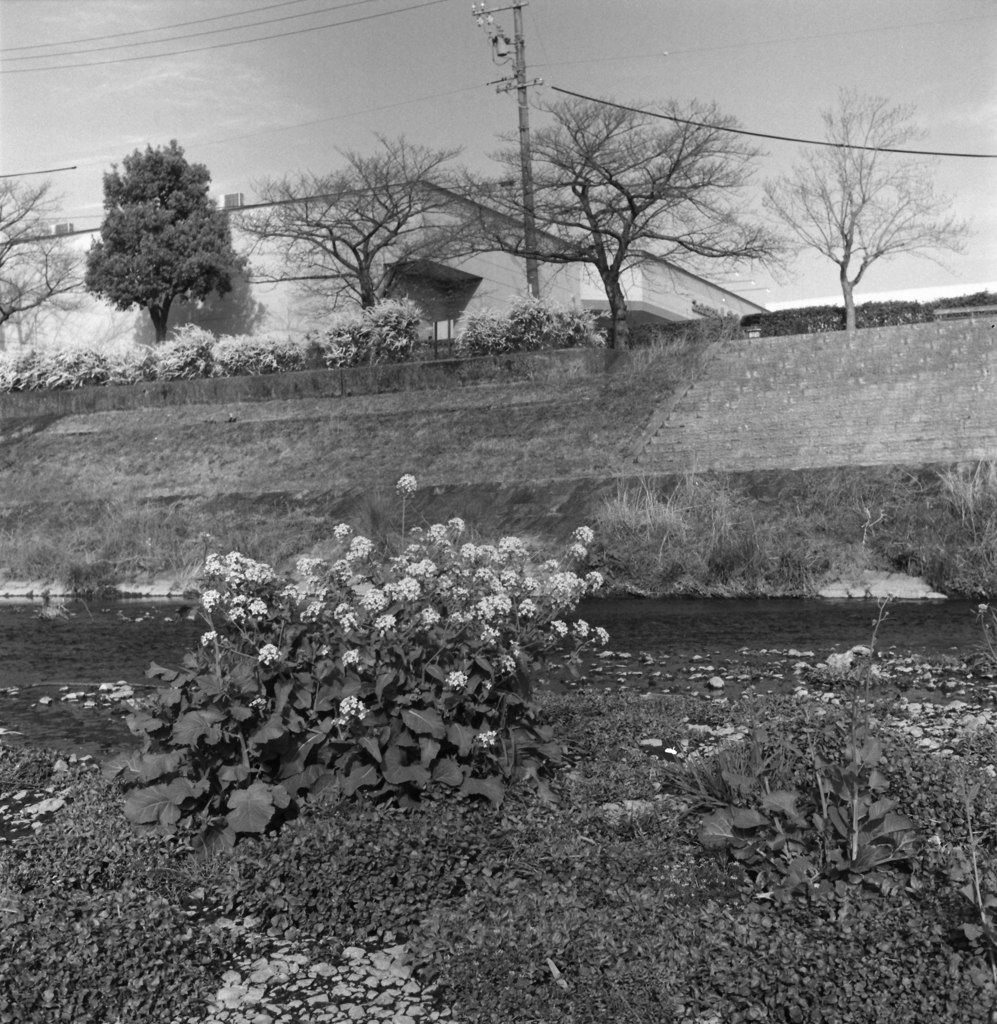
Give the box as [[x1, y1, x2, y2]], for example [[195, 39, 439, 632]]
[[333, 523, 353, 540], [200, 589, 221, 613], [258, 643, 281, 666], [427, 524, 448, 544], [446, 670, 468, 692], [396, 474, 418, 496], [333, 695, 366, 727], [296, 557, 325, 577], [474, 593, 512, 622], [448, 517, 465, 535], [359, 588, 388, 613], [201, 630, 218, 646], [572, 526, 594, 546], [420, 607, 441, 627], [204, 551, 277, 587], [374, 614, 396, 632], [387, 576, 421, 601], [342, 648, 360, 666], [347, 536, 375, 562], [475, 730, 498, 748]]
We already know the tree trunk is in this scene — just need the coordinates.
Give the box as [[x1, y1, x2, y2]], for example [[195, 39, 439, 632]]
[[604, 275, 631, 350], [840, 271, 857, 333], [149, 301, 172, 343]]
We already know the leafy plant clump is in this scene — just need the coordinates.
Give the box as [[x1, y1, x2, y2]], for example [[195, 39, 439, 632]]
[[303, 298, 422, 367], [455, 297, 603, 356], [105, 488, 607, 854]]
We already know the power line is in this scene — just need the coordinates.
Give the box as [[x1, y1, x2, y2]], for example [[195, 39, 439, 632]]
[[8, 178, 513, 245], [551, 87, 997, 160], [0, 0, 452, 74], [0, 165, 78, 179], [2, 0, 389, 62], [533, 13, 997, 69], [0, 0, 319, 53]]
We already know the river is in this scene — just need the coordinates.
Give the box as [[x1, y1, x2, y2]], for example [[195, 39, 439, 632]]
[[0, 597, 988, 759]]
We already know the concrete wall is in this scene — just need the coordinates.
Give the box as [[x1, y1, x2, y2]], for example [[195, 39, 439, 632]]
[[0, 346, 625, 423], [637, 319, 997, 471]]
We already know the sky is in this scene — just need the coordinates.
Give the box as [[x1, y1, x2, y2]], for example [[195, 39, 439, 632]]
[[1, 0, 995, 314]]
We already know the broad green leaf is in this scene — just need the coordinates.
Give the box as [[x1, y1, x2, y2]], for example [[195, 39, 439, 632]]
[[342, 763, 380, 796], [856, 738, 883, 767], [226, 782, 275, 834], [447, 722, 475, 757], [101, 750, 143, 781], [761, 789, 805, 822], [218, 763, 250, 784], [250, 714, 286, 747], [722, 771, 757, 798], [124, 785, 183, 826], [135, 751, 185, 784], [166, 778, 197, 803], [698, 810, 735, 849], [867, 768, 890, 791], [419, 736, 441, 766], [158, 687, 183, 707], [358, 736, 382, 762], [384, 763, 431, 787], [535, 741, 562, 762], [191, 822, 236, 859], [145, 662, 179, 682], [126, 710, 165, 738], [173, 708, 225, 747], [460, 774, 505, 808], [401, 707, 446, 739], [431, 758, 464, 787], [731, 807, 768, 830]]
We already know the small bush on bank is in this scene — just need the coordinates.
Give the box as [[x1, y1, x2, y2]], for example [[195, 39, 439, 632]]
[[455, 297, 603, 356], [211, 331, 307, 377], [303, 299, 422, 368]]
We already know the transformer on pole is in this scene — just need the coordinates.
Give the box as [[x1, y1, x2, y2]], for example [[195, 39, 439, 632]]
[[471, 2, 543, 299]]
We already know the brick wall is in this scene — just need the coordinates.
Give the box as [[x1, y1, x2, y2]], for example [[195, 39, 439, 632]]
[[636, 319, 997, 471]]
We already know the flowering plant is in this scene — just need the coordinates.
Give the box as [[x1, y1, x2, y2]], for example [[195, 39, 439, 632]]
[[106, 491, 606, 855]]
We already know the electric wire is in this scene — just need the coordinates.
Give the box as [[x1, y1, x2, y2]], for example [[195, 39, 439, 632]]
[[533, 13, 997, 69], [0, 165, 78, 179], [1, 0, 390, 62], [551, 86, 997, 159], [0, 0, 322, 53], [0, 0, 452, 74]]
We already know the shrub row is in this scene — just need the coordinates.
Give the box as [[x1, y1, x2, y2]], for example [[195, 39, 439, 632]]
[[0, 297, 603, 394], [740, 291, 997, 337]]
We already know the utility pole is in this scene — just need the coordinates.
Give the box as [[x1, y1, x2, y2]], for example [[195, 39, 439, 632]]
[[471, 2, 542, 299]]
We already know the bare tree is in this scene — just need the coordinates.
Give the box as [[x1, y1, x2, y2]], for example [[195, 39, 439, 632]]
[[470, 96, 781, 348], [764, 89, 971, 332], [0, 178, 82, 345], [240, 137, 467, 315]]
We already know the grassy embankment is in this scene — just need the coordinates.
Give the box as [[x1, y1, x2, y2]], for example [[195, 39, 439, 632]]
[[3, 333, 997, 597]]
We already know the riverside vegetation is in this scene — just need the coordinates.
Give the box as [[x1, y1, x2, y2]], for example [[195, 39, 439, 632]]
[[3, 488, 997, 1023], [5, 310, 997, 599]]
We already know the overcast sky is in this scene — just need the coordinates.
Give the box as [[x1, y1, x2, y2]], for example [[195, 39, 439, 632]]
[[2, 0, 995, 308]]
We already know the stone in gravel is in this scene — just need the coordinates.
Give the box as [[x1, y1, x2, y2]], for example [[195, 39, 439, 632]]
[[707, 676, 725, 689]]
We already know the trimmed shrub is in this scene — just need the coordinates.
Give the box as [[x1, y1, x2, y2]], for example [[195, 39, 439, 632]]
[[455, 297, 603, 356], [210, 332, 307, 377], [148, 325, 216, 381], [304, 299, 421, 368]]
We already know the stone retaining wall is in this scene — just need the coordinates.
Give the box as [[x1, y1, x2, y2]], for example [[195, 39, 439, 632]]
[[0, 346, 625, 422], [637, 319, 997, 471]]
